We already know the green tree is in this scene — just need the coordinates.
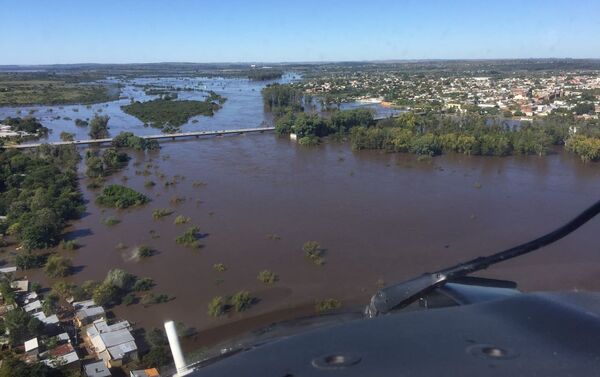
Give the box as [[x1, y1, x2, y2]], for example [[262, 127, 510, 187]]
[[15, 252, 45, 270], [230, 290, 254, 312], [207, 296, 225, 317], [96, 185, 149, 209], [142, 346, 173, 369], [44, 255, 72, 278], [3, 310, 44, 345], [145, 328, 167, 348], [0, 279, 16, 305], [88, 115, 110, 139], [19, 209, 62, 250], [92, 282, 121, 307], [42, 293, 60, 316], [104, 268, 136, 290], [59, 132, 75, 142], [0, 352, 54, 377], [112, 131, 160, 151]]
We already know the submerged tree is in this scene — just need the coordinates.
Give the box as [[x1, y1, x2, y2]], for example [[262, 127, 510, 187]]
[[88, 115, 110, 139]]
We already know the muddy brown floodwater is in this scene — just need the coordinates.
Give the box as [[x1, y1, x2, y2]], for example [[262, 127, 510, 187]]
[[14, 134, 600, 355]]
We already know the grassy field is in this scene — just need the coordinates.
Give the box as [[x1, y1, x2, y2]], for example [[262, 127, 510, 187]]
[[0, 74, 119, 106]]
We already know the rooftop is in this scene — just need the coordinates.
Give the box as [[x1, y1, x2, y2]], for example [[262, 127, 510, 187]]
[[23, 300, 42, 313], [10, 280, 28, 292], [42, 351, 79, 368], [130, 369, 161, 377], [84, 360, 112, 377], [76, 305, 106, 320], [32, 311, 59, 325], [73, 299, 97, 310], [42, 343, 79, 367], [87, 319, 137, 361], [24, 337, 38, 352]]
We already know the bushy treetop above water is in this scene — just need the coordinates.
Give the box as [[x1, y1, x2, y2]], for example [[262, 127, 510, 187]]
[[96, 184, 149, 209]]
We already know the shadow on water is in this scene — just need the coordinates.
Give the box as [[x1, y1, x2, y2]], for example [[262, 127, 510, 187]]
[[63, 228, 93, 240], [70, 265, 86, 275]]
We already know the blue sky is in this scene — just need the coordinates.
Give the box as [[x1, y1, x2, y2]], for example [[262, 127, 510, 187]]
[[1, 0, 599, 64]]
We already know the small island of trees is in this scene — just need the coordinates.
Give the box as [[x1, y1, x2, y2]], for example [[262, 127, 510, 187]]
[[247, 69, 284, 81], [121, 93, 226, 132], [96, 184, 149, 209]]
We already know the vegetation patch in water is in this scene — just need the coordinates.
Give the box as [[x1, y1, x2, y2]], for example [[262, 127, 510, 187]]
[[59, 131, 75, 141], [44, 255, 73, 278], [135, 245, 154, 259], [59, 239, 79, 250], [213, 263, 227, 272], [152, 208, 174, 220], [85, 148, 130, 178], [257, 270, 278, 284], [121, 97, 224, 131], [141, 293, 172, 306], [112, 131, 160, 151], [303, 241, 325, 266], [175, 226, 202, 248], [174, 215, 190, 225], [207, 296, 226, 317], [74, 118, 89, 127], [315, 298, 342, 314], [102, 217, 121, 226], [96, 184, 149, 209], [207, 290, 256, 317], [88, 115, 110, 139]]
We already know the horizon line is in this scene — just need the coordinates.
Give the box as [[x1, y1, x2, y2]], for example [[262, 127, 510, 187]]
[[2, 57, 600, 68]]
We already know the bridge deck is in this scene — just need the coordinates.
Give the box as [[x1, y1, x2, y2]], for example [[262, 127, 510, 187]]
[[3, 127, 276, 149]]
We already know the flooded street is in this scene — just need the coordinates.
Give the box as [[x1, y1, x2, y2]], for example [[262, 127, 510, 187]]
[[4, 75, 600, 351]]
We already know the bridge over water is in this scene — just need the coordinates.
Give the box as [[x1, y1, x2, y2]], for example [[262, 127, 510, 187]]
[[3, 127, 276, 149]]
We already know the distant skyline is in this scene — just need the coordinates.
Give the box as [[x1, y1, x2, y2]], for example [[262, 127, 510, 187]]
[[1, 0, 599, 65]]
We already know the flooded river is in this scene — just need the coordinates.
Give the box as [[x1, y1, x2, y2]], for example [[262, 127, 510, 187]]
[[3, 75, 600, 353]]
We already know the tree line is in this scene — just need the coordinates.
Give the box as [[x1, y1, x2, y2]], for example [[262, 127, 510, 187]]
[[275, 108, 376, 145], [348, 113, 600, 161], [247, 69, 284, 81], [261, 84, 305, 113], [262, 81, 600, 162], [0, 145, 83, 250]]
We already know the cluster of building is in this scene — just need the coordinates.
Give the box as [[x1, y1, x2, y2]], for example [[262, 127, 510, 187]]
[[298, 71, 600, 118], [0, 123, 30, 138], [0, 268, 162, 377]]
